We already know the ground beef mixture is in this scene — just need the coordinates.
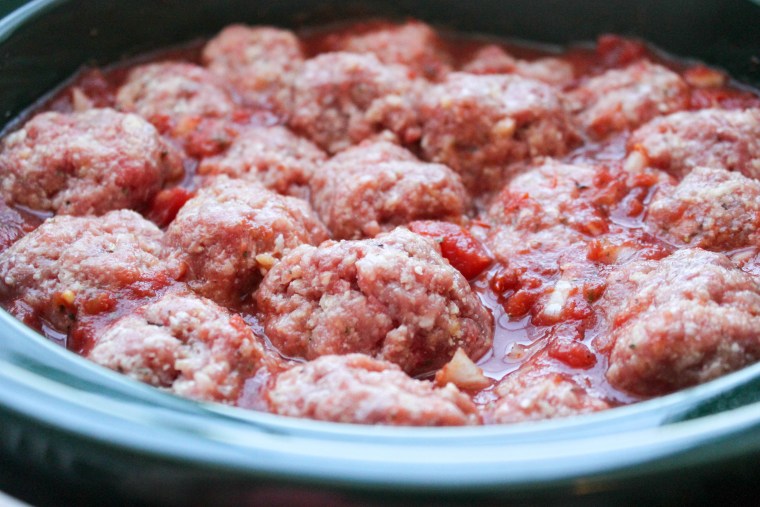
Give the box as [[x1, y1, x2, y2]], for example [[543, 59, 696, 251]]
[[164, 176, 329, 307], [418, 72, 580, 192], [288, 52, 421, 153], [116, 62, 241, 158], [462, 45, 575, 87], [567, 60, 690, 138], [202, 25, 304, 114], [265, 354, 479, 425], [256, 228, 493, 376], [599, 249, 760, 396], [310, 139, 470, 239], [198, 125, 326, 199], [0, 109, 183, 215], [627, 108, 760, 179], [89, 291, 274, 403], [320, 20, 452, 81], [485, 362, 610, 424], [117, 62, 237, 122], [646, 166, 760, 250], [0, 210, 182, 334], [1, 20, 760, 426]]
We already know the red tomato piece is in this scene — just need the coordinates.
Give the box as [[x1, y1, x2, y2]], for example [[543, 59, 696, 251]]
[[147, 187, 194, 228], [176, 116, 239, 158], [408, 220, 492, 279], [82, 293, 118, 315]]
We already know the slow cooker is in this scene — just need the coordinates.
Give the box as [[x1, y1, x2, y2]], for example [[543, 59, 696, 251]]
[[1, 1, 760, 505]]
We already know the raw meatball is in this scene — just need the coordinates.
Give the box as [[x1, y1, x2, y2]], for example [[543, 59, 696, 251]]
[[256, 227, 493, 376], [646, 166, 760, 250], [116, 62, 238, 156], [323, 20, 452, 81], [419, 73, 579, 192], [0, 109, 182, 215], [117, 62, 236, 122], [198, 125, 326, 198], [627, 108, 760, 179], [311, 139, 470, 239], [486, 160, 625, 238], [568, 60, 689, 137], [89, 292, 269, 403], [165, 177, 329, 307], [288, 52, 421, 153], [265, 354, 480, 426], [486, 366, 609, 424], [486, 224, 586, 266], [0, 210, 179, 331], [202, 25, 304, 112], [462, 45, 575, 87], [601, 248, 760, 396]]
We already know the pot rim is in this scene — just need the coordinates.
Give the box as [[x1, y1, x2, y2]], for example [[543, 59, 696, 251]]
[[3, 304, 760, 491]]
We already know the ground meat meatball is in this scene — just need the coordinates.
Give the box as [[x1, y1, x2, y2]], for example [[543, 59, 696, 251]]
[[288, 52, 421, 153], [310, 139, 470, 239], [265, 354, 479, 425], [0, 210, 179, 331], [256, 227, 493, 376], [601, 248, 760, 396], [487, 160, 624, 238], [89, 292, 269, 403], [323, 20, 452, 81], [202, 25, 304, 112], [419, 73, 579, 192], [627, 108, 760, 179], [486, 224, 586, 265], [486, 366, 609, 424], [198, 126, 326, 198], [462, 45, 575, 87], [646, 166, 760, 251], [116, 62, 239, 157], [568, 60, 689, 138], [0, 109, 182, 215], [117, 62, 236, 121], [165, 177, 329, 307]]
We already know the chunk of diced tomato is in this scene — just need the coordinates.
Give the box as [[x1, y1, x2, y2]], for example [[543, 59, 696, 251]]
[[408, 221, 492, 279], [548, 335, 597, 369], [147, 187, 194, 228]]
